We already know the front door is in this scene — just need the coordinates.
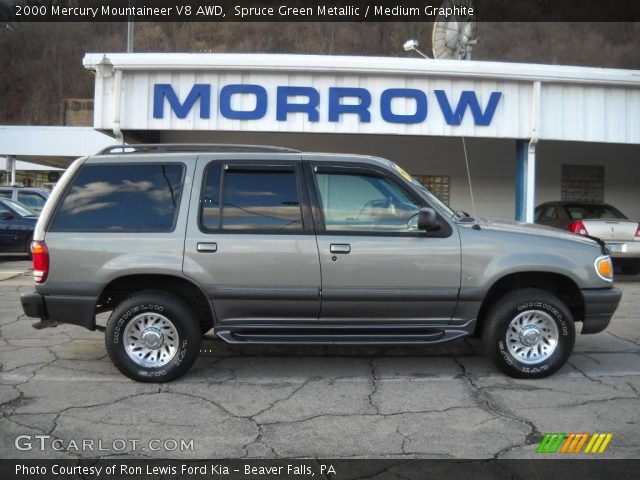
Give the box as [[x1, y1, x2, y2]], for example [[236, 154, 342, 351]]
[[306, 158, 461, 322], [183, 155, 321, 323]]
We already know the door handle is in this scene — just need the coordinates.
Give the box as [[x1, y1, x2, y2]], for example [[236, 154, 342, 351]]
[[330, 244, 351, 254], [197, 242, 218, 253]]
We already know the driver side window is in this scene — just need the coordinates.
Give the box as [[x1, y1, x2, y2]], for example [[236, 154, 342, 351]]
[[315, 171, 420, 232]]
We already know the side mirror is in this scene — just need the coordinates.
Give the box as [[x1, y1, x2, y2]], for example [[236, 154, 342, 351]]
[[0, 211, 13, 220], [417, 207, 440, 232]]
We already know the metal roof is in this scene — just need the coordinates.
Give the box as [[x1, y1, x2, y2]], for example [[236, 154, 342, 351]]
[[83, 53, 640, 87]]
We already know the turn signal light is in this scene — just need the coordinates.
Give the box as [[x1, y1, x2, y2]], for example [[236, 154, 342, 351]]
[[569, 220, 589, 236], [595, 256, 613, 282], [31, 241, 49, 284]]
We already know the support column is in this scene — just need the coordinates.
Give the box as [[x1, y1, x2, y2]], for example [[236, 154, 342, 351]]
[[515, 140, 537, 223], [5, 155, 16, 186]]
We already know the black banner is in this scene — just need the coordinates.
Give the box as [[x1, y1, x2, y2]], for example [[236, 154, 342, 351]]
[[4, 459, 640, 480], [1, 0, 640, 23]]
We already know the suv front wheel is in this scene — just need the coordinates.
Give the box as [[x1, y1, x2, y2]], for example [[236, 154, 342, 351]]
[[105, 291, 201, 382], [483, 288, 575, 379]]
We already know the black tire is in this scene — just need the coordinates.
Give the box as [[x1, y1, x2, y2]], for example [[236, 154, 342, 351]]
[[25, 235, 33, 260], [483, 288, 575, 379], [105, 290, 201, 382], [621, 266, 640, 275]]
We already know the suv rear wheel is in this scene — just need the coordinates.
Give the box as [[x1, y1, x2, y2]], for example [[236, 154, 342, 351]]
[[105, 291, 201, 382], [483, 288, 575, 378]]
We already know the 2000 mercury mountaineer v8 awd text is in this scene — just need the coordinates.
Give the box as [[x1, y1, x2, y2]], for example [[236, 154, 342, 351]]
[[20, 145, 622, 382]]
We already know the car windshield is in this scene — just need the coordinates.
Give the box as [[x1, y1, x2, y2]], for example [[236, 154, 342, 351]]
[[2, 198, 36, 217], [565, 204, 627, 220]]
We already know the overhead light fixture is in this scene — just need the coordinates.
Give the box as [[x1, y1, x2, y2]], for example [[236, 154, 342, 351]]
[[403, 39, 429, 59]]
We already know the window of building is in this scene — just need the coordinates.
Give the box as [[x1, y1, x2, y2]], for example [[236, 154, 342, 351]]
[[561, 165, 604, 203], [51, 163, 184, 232], [412, 175, 450, 206]]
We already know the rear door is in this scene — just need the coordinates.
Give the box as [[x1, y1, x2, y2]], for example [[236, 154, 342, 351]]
[[305, 157, 461, 322], [183, 155, 321, 323]]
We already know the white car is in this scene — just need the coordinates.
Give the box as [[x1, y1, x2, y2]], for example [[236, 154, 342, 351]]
[[536, 201, 640, 274]]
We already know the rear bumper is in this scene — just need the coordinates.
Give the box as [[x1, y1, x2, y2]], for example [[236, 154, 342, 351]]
[[20, 292, 96, 330], [580, 287, 622, 334], [606, 241, 640, 259]]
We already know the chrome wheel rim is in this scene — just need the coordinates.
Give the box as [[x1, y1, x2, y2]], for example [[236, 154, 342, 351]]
[[123, 313, 179, 368], [506, 310, 559, 365]]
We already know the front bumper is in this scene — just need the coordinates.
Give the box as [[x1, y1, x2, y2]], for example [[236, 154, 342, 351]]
[[20, 292, 97, 330], [580, 287, 622, 334]]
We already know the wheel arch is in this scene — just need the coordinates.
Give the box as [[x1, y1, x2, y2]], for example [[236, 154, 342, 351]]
[[97, 274, 215, 329], [474, 271, 584, 336]]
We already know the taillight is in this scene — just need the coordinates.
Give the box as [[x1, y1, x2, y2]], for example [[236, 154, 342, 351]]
[[31, 241, 49, 284], [635, 224, 640, 238], [568, 220, 589, 236]]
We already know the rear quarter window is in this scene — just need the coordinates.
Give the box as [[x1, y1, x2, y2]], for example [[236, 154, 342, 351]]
[[50, 163, 185, 232]]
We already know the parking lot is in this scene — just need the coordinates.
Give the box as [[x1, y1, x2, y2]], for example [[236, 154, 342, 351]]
[[0, 256, 638, 459]]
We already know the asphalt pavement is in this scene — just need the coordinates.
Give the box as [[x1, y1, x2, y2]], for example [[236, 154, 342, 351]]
[[0, 257, 638, 459]]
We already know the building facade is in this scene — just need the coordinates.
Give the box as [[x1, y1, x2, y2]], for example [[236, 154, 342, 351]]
[[83, 53, 640, 222]]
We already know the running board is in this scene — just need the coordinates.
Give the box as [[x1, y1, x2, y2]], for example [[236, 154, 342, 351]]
[[215, 325, 469, 345]]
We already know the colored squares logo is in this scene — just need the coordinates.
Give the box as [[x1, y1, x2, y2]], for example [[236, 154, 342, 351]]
[[537, 433, 613, 454]]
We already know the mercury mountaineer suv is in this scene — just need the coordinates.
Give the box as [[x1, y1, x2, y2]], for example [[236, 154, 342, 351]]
[[20, 145, 622, 382]]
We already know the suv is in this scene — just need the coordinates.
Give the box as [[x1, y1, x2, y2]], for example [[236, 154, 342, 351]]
[[0, 186, 50, 213], [20, 145, 621, 382]]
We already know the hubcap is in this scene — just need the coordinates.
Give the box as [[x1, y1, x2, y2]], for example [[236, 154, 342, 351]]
[[123, 313, 179, 368], [506, 310, 559, 365], [519, 324, 542, 347], [141, 327, 164, 349]]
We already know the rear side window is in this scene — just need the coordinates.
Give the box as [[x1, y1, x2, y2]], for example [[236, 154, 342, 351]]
[[200, 165, 302, 231], [0, 190, 11, 198], [50, 163, 184, 232], [18, 192, 47, 210]]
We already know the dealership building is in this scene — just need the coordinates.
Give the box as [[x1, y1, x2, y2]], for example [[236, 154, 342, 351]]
[[33, 53, 640, 222]]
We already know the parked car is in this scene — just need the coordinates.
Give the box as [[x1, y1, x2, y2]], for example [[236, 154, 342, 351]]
[[0, 198, 38, 256], [20, 145, 621, 382], [535, 201, 640, 274], [0, 186, 50, 214]]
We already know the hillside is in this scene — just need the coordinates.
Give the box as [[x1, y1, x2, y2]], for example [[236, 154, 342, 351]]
[[1, 22, 639, 125]]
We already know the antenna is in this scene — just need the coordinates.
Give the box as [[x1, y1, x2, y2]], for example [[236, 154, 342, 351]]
[[460, 135, 476, 219], [432, 0, 478, 60]]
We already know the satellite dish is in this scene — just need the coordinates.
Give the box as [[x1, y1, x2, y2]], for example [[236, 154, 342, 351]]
[[432, 0, 478, 60]]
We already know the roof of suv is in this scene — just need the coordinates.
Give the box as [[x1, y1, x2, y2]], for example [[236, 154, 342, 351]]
[[97, 144, 301, 155], [92, 144, 394, 169]]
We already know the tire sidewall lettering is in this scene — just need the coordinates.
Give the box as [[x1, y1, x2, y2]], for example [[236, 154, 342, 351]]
[[516, 301, 568, 335]]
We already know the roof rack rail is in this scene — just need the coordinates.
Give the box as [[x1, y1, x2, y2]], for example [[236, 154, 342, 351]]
[[96, 144, 300, 155]]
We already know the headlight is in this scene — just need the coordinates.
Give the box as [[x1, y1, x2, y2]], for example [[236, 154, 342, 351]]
[[594, 255, 613, 282]]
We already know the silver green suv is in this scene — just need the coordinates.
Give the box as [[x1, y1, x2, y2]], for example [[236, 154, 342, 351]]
[[20, 145, 621, 382]]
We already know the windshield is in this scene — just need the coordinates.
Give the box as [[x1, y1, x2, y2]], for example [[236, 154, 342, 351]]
[[389, 161, 456, 218], [3, 198, 37, 217], [565, 204, 627, 220]]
